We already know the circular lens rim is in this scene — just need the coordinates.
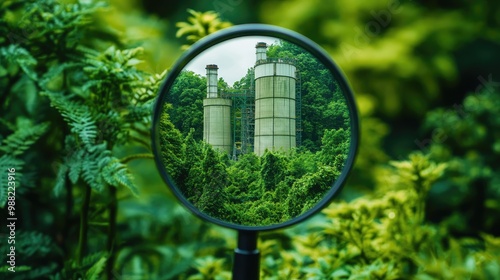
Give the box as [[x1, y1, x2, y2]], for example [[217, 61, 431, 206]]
[[152, 23, 359, 231]]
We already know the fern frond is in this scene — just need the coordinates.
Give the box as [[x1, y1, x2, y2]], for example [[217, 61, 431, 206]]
[[54, 251, 107, 280], [102, 158, 139, 195], [85, 255, 108, 280], [81, 251, 108, 268], [0, 231, 59, 278], [0, 45, 37, 79], [54, 140, 87, 195], [15, 231, 55, 258], [62, 142, 138, 194], [80, 142, 110, 192], [42, 92, 97, 148], [0, 155, 23, 172], [0, 118, 47, 206], [0, 155, 23, 207], [0, 119, 49, 156], [72, 112, 97, 147], [22, 0, 107, 49]]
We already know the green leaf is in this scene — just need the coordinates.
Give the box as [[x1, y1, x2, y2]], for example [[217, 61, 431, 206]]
[[85, 255, 108, 280]]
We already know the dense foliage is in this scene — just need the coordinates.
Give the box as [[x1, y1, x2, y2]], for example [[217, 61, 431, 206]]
[[159, 116, 349, 225], [1, 0, 499, 279], [0, 0, 165, 278]]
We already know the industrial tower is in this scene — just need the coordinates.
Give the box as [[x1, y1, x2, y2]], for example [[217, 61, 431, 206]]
[[203, 42, 299, 157], [203, 64, 232, 154], [254, 42, 297, 156]]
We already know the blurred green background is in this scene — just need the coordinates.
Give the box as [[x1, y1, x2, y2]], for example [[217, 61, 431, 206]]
[[1, 0, 500, 279]]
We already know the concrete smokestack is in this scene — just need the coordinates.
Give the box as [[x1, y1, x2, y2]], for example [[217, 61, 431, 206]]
[[256, 42, 267, 62], [206, 64, 218, 98], [203, 65, 232, 154]]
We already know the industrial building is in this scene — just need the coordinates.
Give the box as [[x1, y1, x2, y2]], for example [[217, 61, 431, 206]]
[[203, 64, 232, 154], [203, 42, 302, 157]]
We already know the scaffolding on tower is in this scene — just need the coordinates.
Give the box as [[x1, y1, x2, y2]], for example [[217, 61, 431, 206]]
[[222, 69, 255, 159]]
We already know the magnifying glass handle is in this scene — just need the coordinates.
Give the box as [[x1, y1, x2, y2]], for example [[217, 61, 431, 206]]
[[233, 230, 260, 280]]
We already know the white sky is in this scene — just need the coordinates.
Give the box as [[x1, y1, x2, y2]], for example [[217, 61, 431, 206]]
[[185, 36, 279, 86]]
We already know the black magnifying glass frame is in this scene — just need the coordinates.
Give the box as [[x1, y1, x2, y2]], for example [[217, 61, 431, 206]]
[[152, 23, 359, 232]]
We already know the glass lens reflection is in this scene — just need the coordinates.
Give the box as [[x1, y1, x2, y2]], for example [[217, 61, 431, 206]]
[[158, 36, 351, 226]]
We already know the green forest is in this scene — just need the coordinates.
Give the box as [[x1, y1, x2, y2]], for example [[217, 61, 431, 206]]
[[1, 0, 500, 279], [158, 39, 352, 226]]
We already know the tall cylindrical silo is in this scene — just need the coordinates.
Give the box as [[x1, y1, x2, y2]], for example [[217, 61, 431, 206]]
[[254, 43, 296, 156], [203, 64, 232, 154]]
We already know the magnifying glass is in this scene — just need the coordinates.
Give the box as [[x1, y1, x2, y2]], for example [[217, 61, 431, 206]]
[[152, 24, 359, 280]]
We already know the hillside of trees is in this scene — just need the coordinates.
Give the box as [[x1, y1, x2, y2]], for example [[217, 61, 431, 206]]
[[159, 40, 352, 226]]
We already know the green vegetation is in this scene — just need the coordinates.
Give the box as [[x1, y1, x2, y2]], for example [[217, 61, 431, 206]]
[[1, 0, 499, 279], [0, 0, 165, 278], [159, 117, 349, 225]]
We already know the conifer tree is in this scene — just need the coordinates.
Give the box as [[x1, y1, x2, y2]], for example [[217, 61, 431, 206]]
[[196, 145, 229, 219], [260, 150, 287, 192]]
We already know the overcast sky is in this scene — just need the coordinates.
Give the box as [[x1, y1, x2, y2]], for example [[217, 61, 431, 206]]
[[185, 36, 279, 86]]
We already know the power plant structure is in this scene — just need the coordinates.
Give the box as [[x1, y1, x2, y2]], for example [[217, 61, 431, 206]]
[[203, 64, 232, 154], [203, 42, 302, 157]]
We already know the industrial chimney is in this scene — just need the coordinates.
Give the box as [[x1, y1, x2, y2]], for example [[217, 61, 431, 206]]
[[254, 43, 297, 156], [206, 64, 218, 98], [203, 64, 232, 154], [255, 42, 267, 62]]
